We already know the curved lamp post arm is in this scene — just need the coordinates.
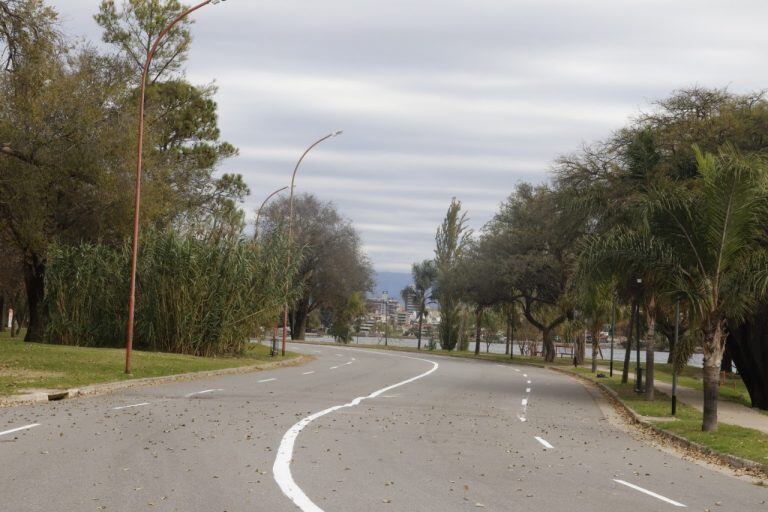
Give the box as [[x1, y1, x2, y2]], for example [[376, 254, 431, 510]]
[[281, 130, 342, 355], [126, 0, 224, 375], [255, 186, 289, 238]]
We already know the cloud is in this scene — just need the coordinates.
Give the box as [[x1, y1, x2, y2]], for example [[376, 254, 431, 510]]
[[51, 0, 768, 272]]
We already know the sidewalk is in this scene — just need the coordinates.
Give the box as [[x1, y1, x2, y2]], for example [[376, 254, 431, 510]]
[[596, 365, 768, 434]]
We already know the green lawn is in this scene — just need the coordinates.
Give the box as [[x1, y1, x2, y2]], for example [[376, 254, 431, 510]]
[[568, 367, 768, 467], [0, 331, 295, 397]]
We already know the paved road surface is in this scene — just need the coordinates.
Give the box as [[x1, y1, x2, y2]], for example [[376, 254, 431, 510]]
[[1, 344, 765, 511]]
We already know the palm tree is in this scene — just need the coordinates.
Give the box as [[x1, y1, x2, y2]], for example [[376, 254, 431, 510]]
[[410, 259, 437, 350], [578, 147, 768, 431]]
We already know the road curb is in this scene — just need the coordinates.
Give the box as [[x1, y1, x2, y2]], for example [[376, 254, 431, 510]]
[[550, 366, 768, 478], [0, 354, 311, 408]]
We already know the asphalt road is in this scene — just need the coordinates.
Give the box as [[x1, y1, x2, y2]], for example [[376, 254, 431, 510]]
[[1, 343, 766, 511]]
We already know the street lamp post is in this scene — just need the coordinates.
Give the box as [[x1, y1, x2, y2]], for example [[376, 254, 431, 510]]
[[255, 186, 288, 239], [635, 278, 643, 393], [672, 297, 680, 415], [609, 293, 616, 378], [125, 0, 228, 375], [383, 291, 389, 346], [281, 131, 343, 356]]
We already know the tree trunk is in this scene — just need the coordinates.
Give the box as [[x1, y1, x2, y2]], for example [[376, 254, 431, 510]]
[[474, 307, 482, 356], [622, 301, 637, 384], [727, 312, 768, 409], [290, 306, 309, 341], [591, 328, 598, 373], [23, 260, 45, 342], [542, 328, 555, 362], [505, 319, 510, 355], [645, 297, 656, 401], [0, 294, 5, 332], [417, 315, 423, 350], [702, 361, 720, 431]]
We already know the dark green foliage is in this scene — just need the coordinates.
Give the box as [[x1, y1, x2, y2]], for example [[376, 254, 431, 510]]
[[45, 229, 295, 356]]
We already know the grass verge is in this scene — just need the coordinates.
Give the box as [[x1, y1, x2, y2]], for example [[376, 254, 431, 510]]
[[0, 333, 296, 397], [567, 367, 768, 468]]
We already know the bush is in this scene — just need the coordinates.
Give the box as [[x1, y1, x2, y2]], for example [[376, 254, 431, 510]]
[[44, 229, 296, 356]]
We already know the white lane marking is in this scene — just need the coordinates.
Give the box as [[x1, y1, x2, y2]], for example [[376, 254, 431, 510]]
[[112, 402, 150, 410], [523, 373, 528, 377], [0, 423, 41, 437], [329, 366, 338, 370], [273, 355, 439, 512], [184, 388, 223, 398], [518, 416, 527, 422], [521, 398, 528, 406], [302, 371, 315, 375], [526, 388, 531, 393], [534, 436, 554, 449], [258, 378, 277, 383], [527, 380, 531, 384], [613, 479, 686, 507], [514, 369, 520, 372], [350, 357, 356, 361], [344, 361, 352, 366]]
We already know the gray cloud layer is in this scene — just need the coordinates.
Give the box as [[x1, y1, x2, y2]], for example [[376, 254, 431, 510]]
[[52, 0, 768, 271]]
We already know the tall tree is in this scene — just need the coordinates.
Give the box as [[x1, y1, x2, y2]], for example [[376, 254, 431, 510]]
[[260, 194, 373, 340], [433, 198, 471, 351], [409, 259, 436, 350]]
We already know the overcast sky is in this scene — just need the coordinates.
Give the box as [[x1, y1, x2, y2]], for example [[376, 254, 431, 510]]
[[51, 0, 768, 272]]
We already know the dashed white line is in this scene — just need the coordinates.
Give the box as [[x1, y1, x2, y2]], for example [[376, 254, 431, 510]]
[[527, 380, 531, 384], [514, 369, 520, 372], [258, 378, 277, 383], [112, 402, 150, 410], [329, 366, 339, 370], [521, 398, 528, 406], [0, 423, 41, 437], [523, 373, 528, 377], [273, 353, 439, 512], [302, 371, 315, 375], [613, 479, 686, 507], [526, 388, 531, 393], [534, 436, 554, 449], [344, 361, 352, 366], [185, 388, 223, 398]]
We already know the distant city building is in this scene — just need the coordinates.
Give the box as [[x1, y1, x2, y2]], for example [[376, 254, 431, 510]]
[[402, 287, 418, 313]]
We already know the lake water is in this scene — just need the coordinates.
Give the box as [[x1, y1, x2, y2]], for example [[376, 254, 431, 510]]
[[282, 334, 710, 369]]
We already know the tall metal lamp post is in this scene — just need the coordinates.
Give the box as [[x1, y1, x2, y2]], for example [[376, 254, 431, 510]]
[[635, 277, 643, 393], [281, 131, 343, 356], [125, 0, 229, 375], [672, 297, 680, 415], [383, 291, 389, 346]]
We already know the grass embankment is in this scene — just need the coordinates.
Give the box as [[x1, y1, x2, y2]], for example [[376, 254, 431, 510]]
[[0, 330, 295, 397], [568, 367, 768, 468]]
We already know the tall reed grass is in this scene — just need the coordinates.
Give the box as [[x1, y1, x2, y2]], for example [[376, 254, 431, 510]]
[[45, 229, 296, 356]]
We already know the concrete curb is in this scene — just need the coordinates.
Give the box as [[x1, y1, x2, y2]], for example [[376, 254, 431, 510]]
[[0, 354, 311, 408], [550, 366, 768, 478]]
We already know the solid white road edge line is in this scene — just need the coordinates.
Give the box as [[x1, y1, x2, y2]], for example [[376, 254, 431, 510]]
[[613, 479, 686, 507], [112, 402, 150, 410], [258, 378, 277, 383], [184, 388, 223, 398], [0, 423, 41, 437], [273, 353, 439, 512], [302, 371, 315, 375], [534, 436, 554, 449]]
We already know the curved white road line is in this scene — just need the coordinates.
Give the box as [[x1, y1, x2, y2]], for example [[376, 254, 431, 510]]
[[273, 351, 438, 512]]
